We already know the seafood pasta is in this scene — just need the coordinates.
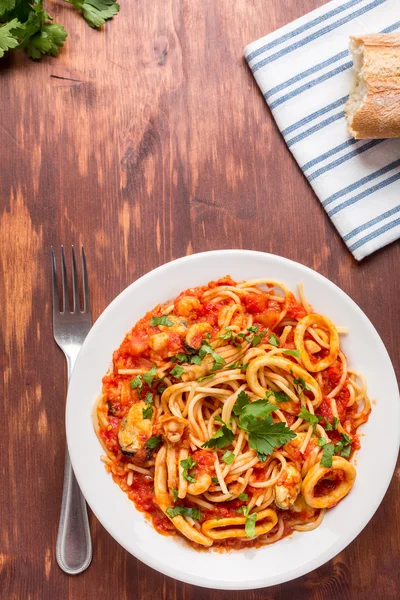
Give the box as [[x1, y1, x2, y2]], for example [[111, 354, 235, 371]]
[[94, 276, 371, 550]]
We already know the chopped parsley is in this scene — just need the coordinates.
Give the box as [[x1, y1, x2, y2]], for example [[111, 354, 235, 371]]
[[143, 365, 157, 386], [145, 392, 153, 404], [298, 406, 319, 426], [170, 488, 178, 503], [150, 315, 174, 327], [171, 353, 202, 365], [157, 385, 167, 395], [236, 505, 250, 516], [335, 433, 352, 456], [238, 493, 249, 501], [142, 405, 153, 420], [268, 333, 280, 347], [227, 361, 249, 371], [146, 436, 162, 449], [265, 390, 290, 403], [180, 457, 198, 482], [166, 506, 202, 520], [245, 513, 257, 538], [293, 375, 311, 394], [199, 341, 226, 371], [211, 476, 219, 484], [170, 364, 186, 379], [130, 375, 143, 389], [219, 326, 234, 340], [320, 443, 335, 467], [283, 349, 300, 358], [252, 330, 268, 347], [202, 417, 235, 449], [222, 450, 235, 465], [197, 374, 215, 383], [247, 325, 259, 333]]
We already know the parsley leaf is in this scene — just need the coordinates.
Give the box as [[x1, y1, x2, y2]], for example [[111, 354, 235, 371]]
[[323, 418, 333, 431], [199, 341, 226, 371], [227, 361, 249, 371], [335, 433, 352, 456], [222, 450, 235, 465], [239, 399, 278, 429], [65, 0, 120, 29], [268, 333, 280, 347], [180, 457, 197, 483], [237, 505, 250, 516], [252, 330, 268, 347], [190, 355, 202, 365], [340, 445, 351, 458], [283, 349, 300, 358], [170, 364, 185, 378], [145, 392, 153, 404], [142, 405, 153, 420], [233, 390, 251, 415], [130, 376, 143, 389], [146, 436, 161, 449], [0, 18, 21, 58], [219, 326, 234, 340], [318, 437, 328, 447], [197, 374, 215, 383], [247, 325, 259, 333], [238, 493, 248, 501], [170, 488, 178, 503], [157, 385, 167, 395], [143, 365, 157, 386], [320, 443, 335, 467], [298, 406, 319, 426], [293, 375, 311, 394], [24, 22, 67, 58], [245, 513, 257, 538], [150, 315, 174, 327], [333, 417, 340, 429], [211, 476, 219, 484], [265, 390, 290, 403], [245, 414, 296, 460], [166, 506, 202, 520], [171, 353, 189, 363], [202, 418, 235, 449]]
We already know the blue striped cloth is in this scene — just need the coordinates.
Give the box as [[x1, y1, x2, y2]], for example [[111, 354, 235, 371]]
[[244, 0, 400, 260]]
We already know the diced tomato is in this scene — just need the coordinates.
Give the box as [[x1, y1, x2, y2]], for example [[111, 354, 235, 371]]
[[285, 292, 307, 320], [192, 450, 215, 475]]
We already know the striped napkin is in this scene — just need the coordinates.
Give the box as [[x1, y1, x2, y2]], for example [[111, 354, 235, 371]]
[[244, 0, 400, 261]]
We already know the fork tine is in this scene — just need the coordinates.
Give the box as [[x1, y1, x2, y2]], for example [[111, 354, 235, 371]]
[[61, 246, 70, 313], [71, 246, 80, 313], [51, 247, 60, 315], [81, 247, 91, 315]]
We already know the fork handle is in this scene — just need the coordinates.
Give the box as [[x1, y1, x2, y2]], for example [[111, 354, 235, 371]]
[[56, 352, 92, 574], [56, 451, 93, 574]]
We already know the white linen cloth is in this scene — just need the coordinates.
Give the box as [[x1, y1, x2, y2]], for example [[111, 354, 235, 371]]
[[244, 0, 400, 260]]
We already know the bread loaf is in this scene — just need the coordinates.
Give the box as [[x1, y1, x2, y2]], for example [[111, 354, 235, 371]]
[[345, 33, 400, 139]]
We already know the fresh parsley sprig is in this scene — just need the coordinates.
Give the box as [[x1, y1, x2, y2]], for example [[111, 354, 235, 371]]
[[0, 0, 118, 61], [202, 416, 235, 449]]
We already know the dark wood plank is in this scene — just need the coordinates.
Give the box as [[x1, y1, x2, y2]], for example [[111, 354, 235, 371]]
[[0, 0, 399, 599]]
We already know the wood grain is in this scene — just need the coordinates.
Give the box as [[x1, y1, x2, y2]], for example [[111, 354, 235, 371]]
[[1, 0, 399, 598]]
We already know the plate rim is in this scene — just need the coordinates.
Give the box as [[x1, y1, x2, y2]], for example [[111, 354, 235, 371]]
[[66, 249, 400, 589]]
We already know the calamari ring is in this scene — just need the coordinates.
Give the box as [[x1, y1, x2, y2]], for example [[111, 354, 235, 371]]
[[246, 355, 322, 410], [201, 508, 277, 540], [301, 456, 356, 509], [154, 446, 213, 547], [294, 314, 339, 373]]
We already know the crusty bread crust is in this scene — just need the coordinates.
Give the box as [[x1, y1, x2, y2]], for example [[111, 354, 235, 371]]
[[345, 33, 400, 139]]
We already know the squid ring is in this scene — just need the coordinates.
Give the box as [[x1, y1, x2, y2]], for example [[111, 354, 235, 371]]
[[301, 456, 356, 509], [294, 314, 339, 373], [201, 508, 277, 540]]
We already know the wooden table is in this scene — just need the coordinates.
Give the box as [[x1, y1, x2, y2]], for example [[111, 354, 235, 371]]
[[1, 0, 399, 598]]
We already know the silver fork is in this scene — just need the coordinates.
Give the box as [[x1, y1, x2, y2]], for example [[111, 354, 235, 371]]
[[51, 246, 93, 574]]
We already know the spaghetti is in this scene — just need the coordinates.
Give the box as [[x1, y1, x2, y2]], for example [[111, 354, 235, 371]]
[[94, 276, 371, 550]]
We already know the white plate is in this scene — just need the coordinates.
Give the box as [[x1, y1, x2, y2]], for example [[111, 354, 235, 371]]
[[66, 250, 400, 590]]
